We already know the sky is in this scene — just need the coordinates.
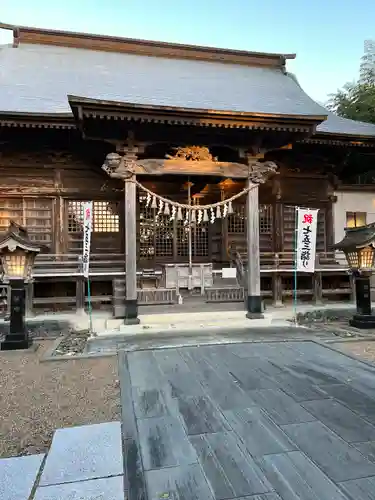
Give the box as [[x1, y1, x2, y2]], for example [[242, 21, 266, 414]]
[[1, 0, 374, 104]]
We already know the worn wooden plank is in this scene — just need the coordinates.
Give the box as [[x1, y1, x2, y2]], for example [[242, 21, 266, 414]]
[[145, 464, 215, 500], [339, 476, 375, 500], [176, 394, 230, 435], [258, 451, 349, 500], [137, 415, 197, 471], [247, 389, 316, 425], [282, 421, 375, 482], [225, 407, 297, 457], [191, 432, 271, 499], [302, 399, 375, 443]]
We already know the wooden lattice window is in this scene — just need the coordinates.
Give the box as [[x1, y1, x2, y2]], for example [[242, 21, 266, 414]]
[[228, 205, 245, 234], [139, 203, 174, 259], [176, 221, 209, 258], [259, 205, 273, 234], [67, 201, 120, 233], [0, 198, 52, 245], [227, 204, 273, 234], [139, 195, 209, 259]]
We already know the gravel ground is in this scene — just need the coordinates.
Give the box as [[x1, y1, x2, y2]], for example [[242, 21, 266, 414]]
[[333, 340, 375, 364], [0, 341, 120, 458]]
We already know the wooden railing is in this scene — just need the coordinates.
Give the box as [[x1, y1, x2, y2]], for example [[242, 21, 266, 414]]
[[33, 253, 126, 277], [0, 251, 355, 317], [30, 251, 349, 278]]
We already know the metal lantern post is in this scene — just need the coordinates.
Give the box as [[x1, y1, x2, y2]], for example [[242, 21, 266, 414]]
[[0, 222, 40, 350], [333, 223, 375, 329]]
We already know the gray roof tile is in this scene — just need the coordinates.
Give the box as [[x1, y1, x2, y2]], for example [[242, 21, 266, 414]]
[[317, 111, 375, 136], [1, 43, 375, 138], [0, 43, 325, 116]]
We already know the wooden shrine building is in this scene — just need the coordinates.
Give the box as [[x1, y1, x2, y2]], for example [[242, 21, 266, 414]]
[[1, 23, 375, 321]]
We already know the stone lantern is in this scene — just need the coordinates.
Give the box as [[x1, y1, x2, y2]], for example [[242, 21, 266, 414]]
[[333, 223, 375, 328], [0, 222, 40, 350]]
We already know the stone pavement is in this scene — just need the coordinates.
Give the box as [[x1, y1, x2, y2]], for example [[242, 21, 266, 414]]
[[3, 338, 375, 499], [120, 340, 375, 499]]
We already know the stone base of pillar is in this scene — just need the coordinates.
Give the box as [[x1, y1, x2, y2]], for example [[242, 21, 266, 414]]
[[124, 299, 140, 325], [246, 295, 264, 319]]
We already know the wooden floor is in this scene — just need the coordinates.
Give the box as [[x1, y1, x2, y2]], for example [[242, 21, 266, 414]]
[[119, 341, 375, 499]]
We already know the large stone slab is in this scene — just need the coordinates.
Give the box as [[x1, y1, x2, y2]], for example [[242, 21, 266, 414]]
[[34, 476, 124, 500], [282, 421, 375, 482], [138, 415, 197, 471], [0, 454, 44, 500], [145, 463, 215, 500], [39, 422, 123, 486], [338, 476, 375, 500], [302, 399, 375, 443], [247, 389, 316, 425], [190, 431, 272, 499], [224, 407, 297, 457], [258, 451, 349, 500]]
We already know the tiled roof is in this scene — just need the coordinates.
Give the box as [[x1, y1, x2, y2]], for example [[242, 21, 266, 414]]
[[316, 112, 375, 137], [1, 42, 375, 138], [0, 43, 325, 117]]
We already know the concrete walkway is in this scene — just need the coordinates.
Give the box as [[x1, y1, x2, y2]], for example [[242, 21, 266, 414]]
[[0, 300, 359, 337]]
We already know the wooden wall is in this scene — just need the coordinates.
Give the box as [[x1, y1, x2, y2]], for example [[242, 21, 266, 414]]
[[0, 146, 124, 255], [0, 141, 335, 264]]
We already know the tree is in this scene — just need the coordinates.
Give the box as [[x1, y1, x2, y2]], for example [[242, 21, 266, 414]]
[[327, 40, 375, 124]]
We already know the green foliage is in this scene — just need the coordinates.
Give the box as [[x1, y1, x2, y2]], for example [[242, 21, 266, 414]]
[[327, 40, 375, 124]]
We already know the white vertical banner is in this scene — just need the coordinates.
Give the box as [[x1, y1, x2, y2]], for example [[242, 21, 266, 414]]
[[296, 208, 319, 273], [82, 201, 93, 278]]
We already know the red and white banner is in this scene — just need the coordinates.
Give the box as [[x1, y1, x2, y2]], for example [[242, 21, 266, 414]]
[[296, 208, 319, 273], [82, 202, 93, 278]]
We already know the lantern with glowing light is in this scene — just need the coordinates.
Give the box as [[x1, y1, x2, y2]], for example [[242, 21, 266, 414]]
[[0, 222, 40, 350], [333, 223, 375, 328]]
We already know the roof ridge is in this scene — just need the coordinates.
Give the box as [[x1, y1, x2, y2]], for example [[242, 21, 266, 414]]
[[0, 22, 295, 68]]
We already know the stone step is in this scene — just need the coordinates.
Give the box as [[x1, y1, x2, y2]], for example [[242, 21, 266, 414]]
[[34, 421, 124, 499], [0, 453, 44, 500]]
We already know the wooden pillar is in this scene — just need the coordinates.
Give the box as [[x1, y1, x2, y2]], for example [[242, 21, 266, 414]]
[[124, 176, 139, 324], [273, 193, 284, 307], [272, 254, 283, 307], [246, 181, 263, 318]]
